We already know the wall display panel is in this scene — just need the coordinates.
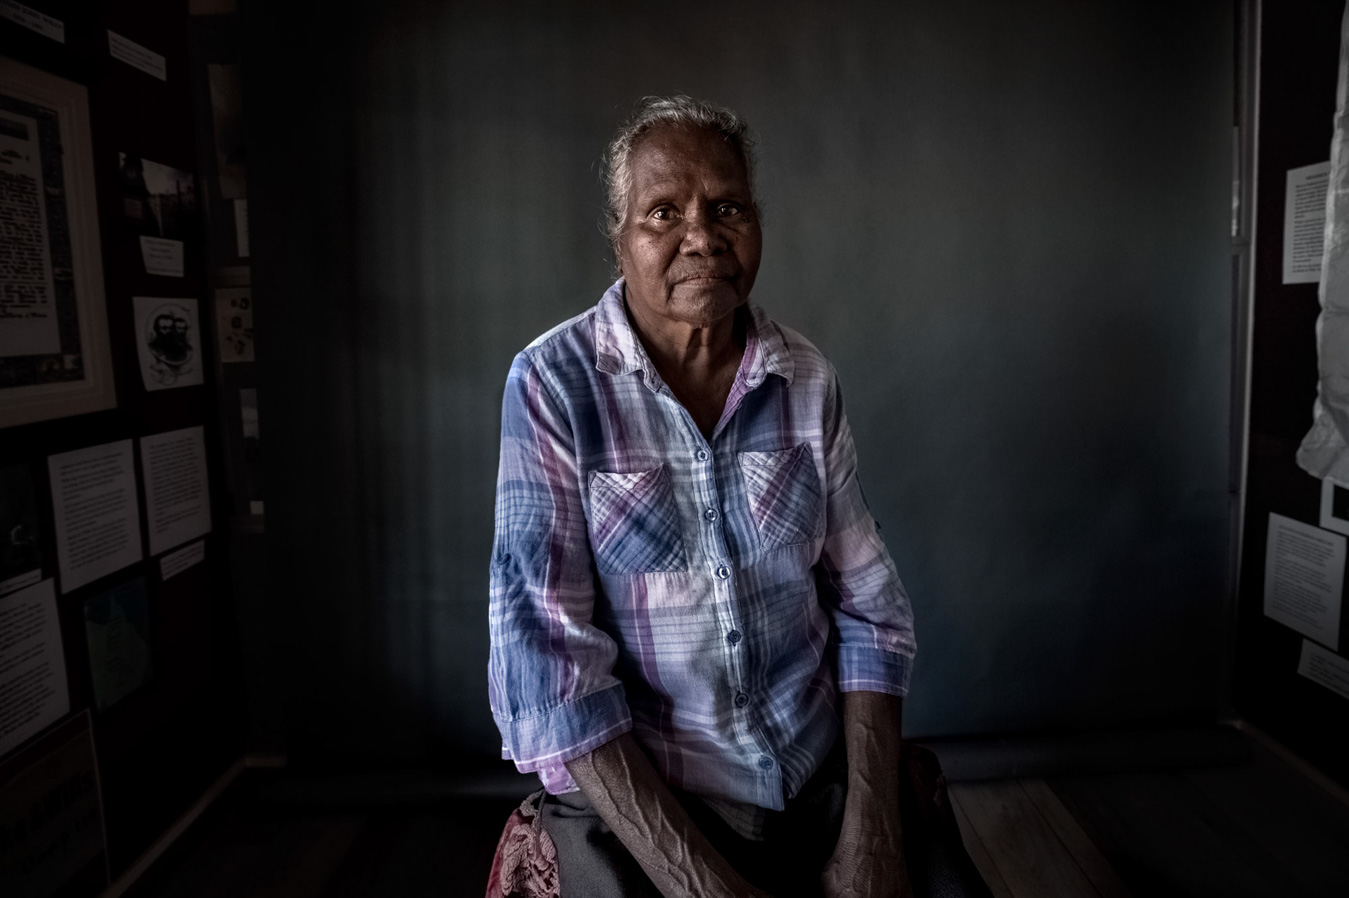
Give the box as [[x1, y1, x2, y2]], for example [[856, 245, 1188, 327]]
[[1236, 0, 1349, 786], [0, 57, 113, 428], [4, 1, 252, 881]]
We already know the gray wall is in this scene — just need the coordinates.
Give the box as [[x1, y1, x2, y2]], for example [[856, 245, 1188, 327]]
[[244, 0, 1234, 764]]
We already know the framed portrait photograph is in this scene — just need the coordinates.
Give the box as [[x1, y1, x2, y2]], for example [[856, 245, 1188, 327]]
[[0, 57, 115, 428]]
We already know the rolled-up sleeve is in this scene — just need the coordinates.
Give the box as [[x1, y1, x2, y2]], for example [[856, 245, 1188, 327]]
[[488, 350, 631, 788], [814, 365, 917, 697]]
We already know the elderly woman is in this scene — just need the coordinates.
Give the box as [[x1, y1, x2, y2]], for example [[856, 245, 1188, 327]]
[[490, 97, 987, 898]]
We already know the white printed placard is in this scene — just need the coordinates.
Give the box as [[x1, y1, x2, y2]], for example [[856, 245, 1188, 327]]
[[140, 426, 211, 556], [48, 441, 143, 594], [1297, 640, 1349, 702], [0, 0, 63, 43], [1283, 161, 1331, 284], [1263, 513, 1344, 650], [0, 579, 69, 758], [159, 539, 205, 581], [107, 30, 165, 81], [139, 235, 184, 277]]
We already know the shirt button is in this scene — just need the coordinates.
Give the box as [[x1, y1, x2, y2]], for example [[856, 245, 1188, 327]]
[[734, 692, 749, 708], [704, 508, 718, 522], [726, 629, 742, 645], [715, 564, 731, 580], [758, 756, 774, 770], [696, 449, 709, 461]]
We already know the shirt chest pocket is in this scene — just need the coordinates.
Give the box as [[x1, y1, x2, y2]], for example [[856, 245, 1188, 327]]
[[738, 443, 824, 551], [587, 465, 689, 575]]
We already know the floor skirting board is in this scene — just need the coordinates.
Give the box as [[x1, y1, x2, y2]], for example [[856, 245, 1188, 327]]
[[101, 754, 286, 898]]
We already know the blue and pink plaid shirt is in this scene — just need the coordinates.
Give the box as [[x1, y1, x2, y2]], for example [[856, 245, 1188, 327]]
[[489, 280, 915, 813]]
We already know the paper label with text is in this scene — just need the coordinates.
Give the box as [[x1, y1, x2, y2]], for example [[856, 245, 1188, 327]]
[[108, 30, 166, 81], [160, 539, 205, 581], [1298, 640, 1349, 702], [0, 1, 63, 43]]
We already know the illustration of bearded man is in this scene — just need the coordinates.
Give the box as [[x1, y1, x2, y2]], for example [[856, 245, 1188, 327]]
[[146, 306, 194, 384]]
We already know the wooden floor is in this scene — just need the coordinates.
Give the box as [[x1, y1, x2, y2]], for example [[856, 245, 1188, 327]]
[[950, 735, 1349, 897], [122, 730, 1349, 898], [119, 780, 521, 898]]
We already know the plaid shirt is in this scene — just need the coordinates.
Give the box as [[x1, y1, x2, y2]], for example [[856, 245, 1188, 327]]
[[489, 280, 915, 813]]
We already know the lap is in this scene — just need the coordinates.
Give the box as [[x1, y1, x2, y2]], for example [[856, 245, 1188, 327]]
[[536, 743, 992, 898]]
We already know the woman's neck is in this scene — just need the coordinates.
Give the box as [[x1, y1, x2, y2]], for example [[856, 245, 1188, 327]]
[[624, 297, 748, 439]]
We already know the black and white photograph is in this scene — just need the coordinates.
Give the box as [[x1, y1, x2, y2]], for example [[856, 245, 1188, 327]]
[[119, 152, 195, 277], [118, 152, 196, 241], [0, 58, 114, 429], [133, 296, 203, 390]]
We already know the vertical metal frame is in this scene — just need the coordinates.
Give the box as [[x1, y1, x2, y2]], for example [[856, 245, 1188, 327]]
[[1222, 0, 1261, 721]]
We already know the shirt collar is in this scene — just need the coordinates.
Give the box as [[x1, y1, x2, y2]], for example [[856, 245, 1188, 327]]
[[594, 279, 795, 391]]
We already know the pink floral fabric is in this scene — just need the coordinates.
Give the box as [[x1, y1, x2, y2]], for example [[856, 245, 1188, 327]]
[[485, 792, 560, 898]]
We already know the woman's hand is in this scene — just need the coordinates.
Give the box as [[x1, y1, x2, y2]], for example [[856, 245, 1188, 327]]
[[820, 812, 912, 897], [566, 733, 771, 898]]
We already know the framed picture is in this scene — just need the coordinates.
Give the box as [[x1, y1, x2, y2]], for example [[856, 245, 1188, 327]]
[[0, 57, 114, 428], [1320, 477, 1349, 537]]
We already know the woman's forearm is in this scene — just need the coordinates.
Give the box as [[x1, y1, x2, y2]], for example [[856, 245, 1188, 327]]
[[820, 690, 909, 897], [840, 690, 904, 838], [565, 732, 770, 898]]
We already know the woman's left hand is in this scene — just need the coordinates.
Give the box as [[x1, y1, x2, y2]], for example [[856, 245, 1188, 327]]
[[820, 816, 913, 898]]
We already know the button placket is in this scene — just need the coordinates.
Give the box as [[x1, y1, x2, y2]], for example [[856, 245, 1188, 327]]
[[699, 438, 754, 750]]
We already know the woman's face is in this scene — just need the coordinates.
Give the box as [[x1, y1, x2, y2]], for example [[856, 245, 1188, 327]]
[[618, 125, 762, 332]]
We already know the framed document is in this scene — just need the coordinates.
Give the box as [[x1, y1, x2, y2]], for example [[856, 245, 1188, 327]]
[[0, 57, 114, 428]]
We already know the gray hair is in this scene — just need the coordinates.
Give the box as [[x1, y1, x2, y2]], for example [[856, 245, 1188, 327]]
[[602, 95, 758, 264]]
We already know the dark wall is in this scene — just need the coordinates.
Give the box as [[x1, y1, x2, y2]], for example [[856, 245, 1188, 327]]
[[244, 0, 1235, 765]]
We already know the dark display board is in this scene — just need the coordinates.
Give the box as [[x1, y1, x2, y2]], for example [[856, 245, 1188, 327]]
[[1235, 0, 1349, 785], [0, 0, 247, 883]]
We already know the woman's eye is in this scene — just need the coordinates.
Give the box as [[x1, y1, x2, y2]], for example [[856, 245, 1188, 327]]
[[651, 207, 674, 221], [717, 203, 742, 217]]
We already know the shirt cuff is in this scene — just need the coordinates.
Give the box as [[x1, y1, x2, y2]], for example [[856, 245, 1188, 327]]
[[837, 646, 913, 697], [495, 683, 632, 775]]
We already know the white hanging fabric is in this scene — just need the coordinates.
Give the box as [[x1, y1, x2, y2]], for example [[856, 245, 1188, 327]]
[[1298, 4, 1349, 484]]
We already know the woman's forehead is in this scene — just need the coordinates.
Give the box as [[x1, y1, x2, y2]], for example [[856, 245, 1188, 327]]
[[628, 126, 750, 193]]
